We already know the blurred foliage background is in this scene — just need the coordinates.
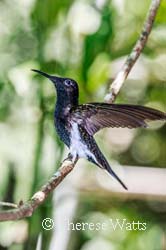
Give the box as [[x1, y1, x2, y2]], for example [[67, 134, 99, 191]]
[[0, 0, 166, 249]]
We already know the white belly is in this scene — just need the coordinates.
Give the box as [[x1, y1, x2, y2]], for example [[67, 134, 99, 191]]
[[70, 123, 97, 162]]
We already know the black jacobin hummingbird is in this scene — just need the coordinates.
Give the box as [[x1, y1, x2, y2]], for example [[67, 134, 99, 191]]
[[32, 69, 166, 190]]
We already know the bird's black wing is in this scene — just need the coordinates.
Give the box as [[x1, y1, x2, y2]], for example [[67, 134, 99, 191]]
[[71, 103, 166, 135]]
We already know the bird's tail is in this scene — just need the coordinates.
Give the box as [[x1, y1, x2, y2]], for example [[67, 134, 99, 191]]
[[87, 138, 128, 190], [93, 156, 128, 190], [104, 163, 128, 190]]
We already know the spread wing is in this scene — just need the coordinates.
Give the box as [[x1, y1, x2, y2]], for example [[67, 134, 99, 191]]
[[71, 103, 166, 135]]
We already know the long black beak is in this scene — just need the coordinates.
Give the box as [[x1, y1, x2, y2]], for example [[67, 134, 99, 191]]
[[31, 69, 53, 79], [31, 69, 61, 83], [32, 69, 63, 89]]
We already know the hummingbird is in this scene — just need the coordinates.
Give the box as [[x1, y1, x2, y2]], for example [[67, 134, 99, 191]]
[[32, 69, 166, 190]]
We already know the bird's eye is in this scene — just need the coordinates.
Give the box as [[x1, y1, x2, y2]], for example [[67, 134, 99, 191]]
[[64, 79, 72, 86]]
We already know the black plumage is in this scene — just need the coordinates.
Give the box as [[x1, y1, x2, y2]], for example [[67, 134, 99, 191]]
[[32, 69, 166, 190]]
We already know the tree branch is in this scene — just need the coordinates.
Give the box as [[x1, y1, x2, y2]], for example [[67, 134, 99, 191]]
[[0, 0, 161, 221], [0, 202, 18, 209], [105, 0, 161, 103], [0, 159, 76, 221]]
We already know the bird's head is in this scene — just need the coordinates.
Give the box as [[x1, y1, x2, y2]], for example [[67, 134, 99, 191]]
[[32, 69, 79, 106]]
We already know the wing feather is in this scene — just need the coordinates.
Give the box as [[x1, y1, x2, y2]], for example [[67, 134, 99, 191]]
[[71, 103, 166, 135]]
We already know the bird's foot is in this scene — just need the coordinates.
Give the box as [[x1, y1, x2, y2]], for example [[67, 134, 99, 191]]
[[63, 153, 78, 164]]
